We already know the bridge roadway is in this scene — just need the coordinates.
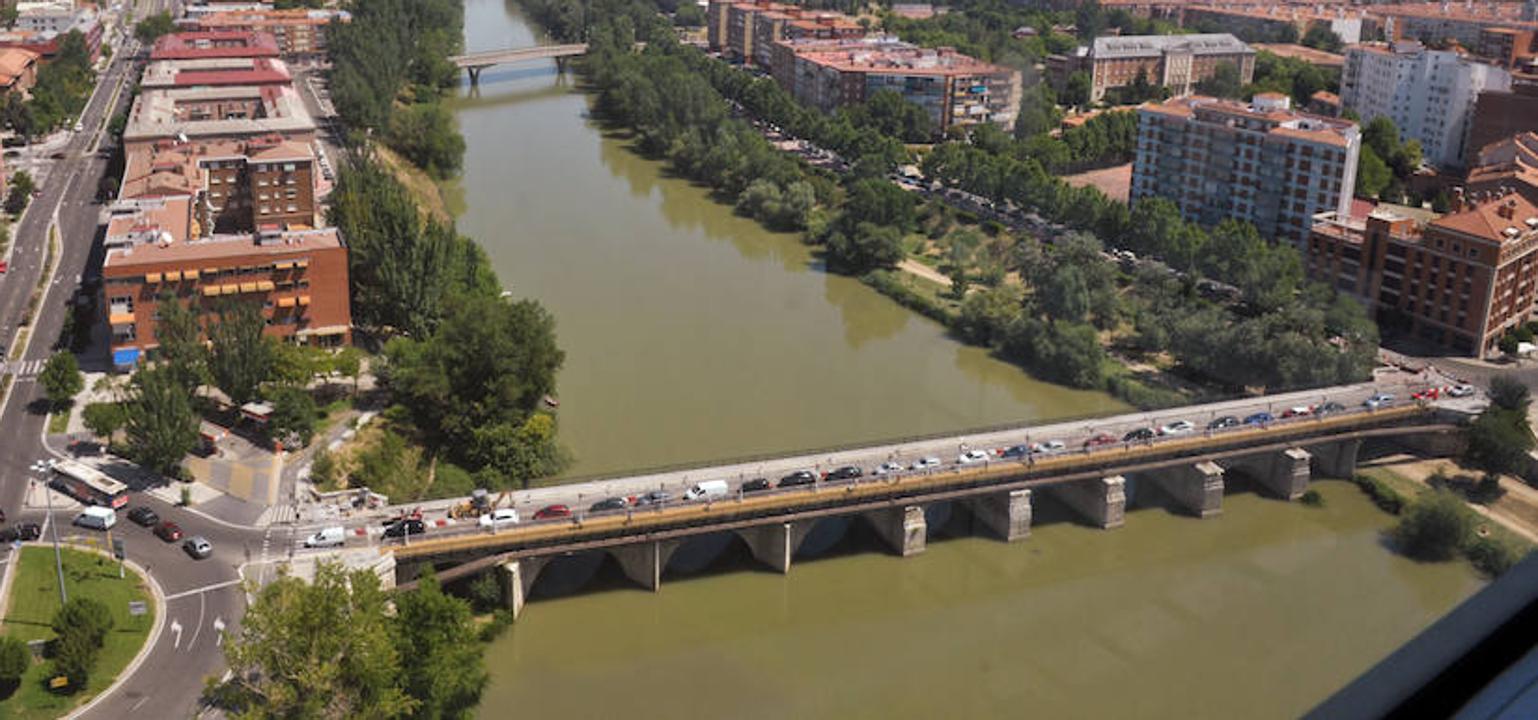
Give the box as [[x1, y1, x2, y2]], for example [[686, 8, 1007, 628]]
[[329, 369, 1475, 594], [450, 44, 589, 83]]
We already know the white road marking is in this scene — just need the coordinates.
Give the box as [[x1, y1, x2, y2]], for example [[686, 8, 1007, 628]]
[[163, 578, 241, 601], [185, 592, 206, 651], [169, 619, 182, 649], [213, 617, 225, 646]]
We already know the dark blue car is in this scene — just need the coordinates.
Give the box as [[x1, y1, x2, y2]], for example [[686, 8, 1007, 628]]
[[1244, 412, 1274, 426]]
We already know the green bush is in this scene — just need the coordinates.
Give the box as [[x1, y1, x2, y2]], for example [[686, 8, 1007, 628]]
[[1392, 490, 1474, 561], [49, 629, 95, 693], [1352, 474, 1405, 515], [52, 597, 113, 647], [1465, 535, 1523, 578], [0, 636, 30, 685], [1300, 489, 1324, 507], [861, 270, 956, 325]]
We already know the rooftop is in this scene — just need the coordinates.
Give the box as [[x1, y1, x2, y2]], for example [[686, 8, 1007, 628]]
[[120, 134, 315, 200], [1433, 190, 1538, 244], [1140, 94, 1359, 148], [193, 7, 351, 27], [140, 56, 292, 88], [104, 226, 343, 271], [0, 47, 39, 85], [150, 30, 280, 60], [104, 197, 197, 250], [123, 84, 315, 143], [1253, 42, 1346, 67], [789, 42, 1013, 77], [1092, 33, 1253, 60]]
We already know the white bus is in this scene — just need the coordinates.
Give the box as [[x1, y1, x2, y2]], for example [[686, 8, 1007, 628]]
[[52, 460, 129, 510]]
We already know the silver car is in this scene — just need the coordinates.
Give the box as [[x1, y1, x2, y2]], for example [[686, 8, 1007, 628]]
[[183, 536, 212, 560]]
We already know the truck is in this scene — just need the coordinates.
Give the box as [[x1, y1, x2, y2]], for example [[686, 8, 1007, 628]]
[[684, 480, 728, 502]]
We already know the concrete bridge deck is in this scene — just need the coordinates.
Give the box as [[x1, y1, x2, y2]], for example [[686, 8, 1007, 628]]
[[450, 44, 590, 83]]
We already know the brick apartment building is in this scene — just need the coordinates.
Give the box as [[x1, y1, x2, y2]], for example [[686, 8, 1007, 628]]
[[193, 8, 351, 59], [1131, 93, 1360, 246], [120, 135, 320, 234], [1308, 189, 1538, 356], [140, 56, 292, 89], [122, 84, 316, 152], [150, 30, 281, 61], [707, 0, 862, 65]]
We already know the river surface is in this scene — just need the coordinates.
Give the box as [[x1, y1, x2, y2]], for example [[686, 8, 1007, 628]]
[[453, 2, 1483, 716]]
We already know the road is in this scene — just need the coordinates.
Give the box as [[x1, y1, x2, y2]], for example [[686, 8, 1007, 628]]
[[0, 11, 261, 718]]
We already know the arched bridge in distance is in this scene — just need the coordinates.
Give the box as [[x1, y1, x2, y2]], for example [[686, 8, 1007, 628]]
[[376, 369, 1479, 620], [451, 44, 590, 84]]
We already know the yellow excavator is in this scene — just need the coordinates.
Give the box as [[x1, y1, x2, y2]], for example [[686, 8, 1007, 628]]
[[448, 488, 511, 519]]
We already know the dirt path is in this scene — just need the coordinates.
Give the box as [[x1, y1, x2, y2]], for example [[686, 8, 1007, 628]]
[[1361, 455, 1538, 544], [899, 259, 952, 288]]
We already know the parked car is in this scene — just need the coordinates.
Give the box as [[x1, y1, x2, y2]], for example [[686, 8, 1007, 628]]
[[957, 450, 990, 465], [741, 478, 772, 493], [478, 508, 521, 529], [589, 497, 629, 513], [779, 470, 817, 487], [1364, 393, 1395, 409], [1316, 401, 1347, 415], [1243, 412, 1274, 425], [1208, 415, 1240, 430], [1000, 444, 1031, 459], [1411, 387, 1441, 401], [7, 524, 39, 542], [383, 518, 427, 538], [153, 521, 183, 542], [532, 505, 572, 520], [1448, 384, 1476, 398], [635, 491, 672, 506], [1122, 428, 1156, 442], [1083, 433, 1117, 449], [0, 260, 7, 274], [873, 461, 905, 475], [183, 536, 213, 559], [1032, 440, 1066, 454], [128, 506, 159, 527], [909, 457, 942, 471], [1280, 406, 1312, 419], [826, 466, 864, 481], [1159, 420, 1195, 436]]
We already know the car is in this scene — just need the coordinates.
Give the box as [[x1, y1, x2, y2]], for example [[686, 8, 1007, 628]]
[[1159, 420, 1195, 436], [1280, 406, 1312, 419], [532, 505, 572, 520], [478, 508, 521, 529], [1411, 387, 1441, 401], [957, 450, 990, 465], [1032, 440, 1066, 454], [0, 260, 6, 274], [73, 121, 83, 132], [1244, 412, 1274, 425], [0, 523, 36, 543], [1316, 401, 1347, 415], [1083, 433, 1117, 449], [1448, 384, 1476, 398], [827, 466, 863, 481], [1123, 427, 1156, 442], [909, 457, 942, 471], [779, 470, 817, 487], [1208, 415, 1240, 430], [589, 497, 629, 513], [1364, 393, 1395, 409], [383, 518, 427, 537], [153, 521, 183, 542], [182, 536, 212, 559], [873, 461, 905, 475], [127, 506, 159, 527], [741, 478, 773, 493], [635, 491, 672, 506], [999, 444, 1031, 459]]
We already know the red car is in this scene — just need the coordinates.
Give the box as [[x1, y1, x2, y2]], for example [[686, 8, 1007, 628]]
[[1411, 388, 1441, 401], [0, 260, 7, 273], [1082, 433, 1117, 449], [533, 504, 572, 520], [154, 521, 183, 542]]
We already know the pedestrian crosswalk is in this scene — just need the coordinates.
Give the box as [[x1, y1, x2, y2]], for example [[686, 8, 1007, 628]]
[[257, 504, 298, 526], [0, 359, 44, 377]]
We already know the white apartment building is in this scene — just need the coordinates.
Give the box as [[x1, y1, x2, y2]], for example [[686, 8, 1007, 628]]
[[1340, 41, 1511, 168], [1131, 93, 1361, 247]]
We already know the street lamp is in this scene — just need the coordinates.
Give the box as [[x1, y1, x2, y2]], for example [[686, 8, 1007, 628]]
[[29, 459, 66, 606]]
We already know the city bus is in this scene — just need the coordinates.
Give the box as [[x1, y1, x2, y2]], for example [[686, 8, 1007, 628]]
[[51, 460, 129, 510]]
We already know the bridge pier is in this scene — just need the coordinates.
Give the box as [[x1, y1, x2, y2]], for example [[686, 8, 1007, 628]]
[[1310, 438, 1362, 478], [867, 505, 927, 557], [1054, 476, 1126, 529], [965, 489, 1032, 542], [610, 541, 681, 592], [467, 66, 483, 86], [1146, 461, 1225, 518], [498, 557, 550, 621], [736, 522, 812, 573], [1227, 448, 1312, 500]]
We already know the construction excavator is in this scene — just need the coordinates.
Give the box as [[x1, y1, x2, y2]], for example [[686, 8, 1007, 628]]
[[448, 488, 511, 519]]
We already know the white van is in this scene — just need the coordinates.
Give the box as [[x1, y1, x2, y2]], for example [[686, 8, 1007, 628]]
[[684, 480, 729, 502], [478, 508, 520, 529], [75, 506, 116, 530], [302, 526, 346, 548]]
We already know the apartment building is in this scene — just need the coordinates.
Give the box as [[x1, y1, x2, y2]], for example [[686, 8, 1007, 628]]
[[1131, 93, 1360, 246], [1340, 41, 1510, 168], [1476, 27, 1538, 69], [194, 9, 351, 59], [122, 84, 316, 152], [0, 48, 39, 95], [1465, 131, 1538, 207], [1084, 33, 1254, 101], [150, 30, 281, 61], [1378, 3, 1538, 48], [707, 0, 860, 65], [140, 56, 292, 90], [1464, 77, 1538, 164], [120, 135, 320, 234], [1307, 189, 1538, 356], [102, 226, 352, 368], [1181, 5, 1374, 45], [772, 39, 1021, 134], [0, 0, 101, 61]]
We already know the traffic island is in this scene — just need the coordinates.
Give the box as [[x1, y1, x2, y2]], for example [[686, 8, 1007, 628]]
[[0, 546, 154, 719]]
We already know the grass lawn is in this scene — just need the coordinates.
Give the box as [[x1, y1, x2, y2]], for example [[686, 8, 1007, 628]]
[[45, 411, 68, 435], [0, 546, 154, 719], [1357, 464, 1535, 560]]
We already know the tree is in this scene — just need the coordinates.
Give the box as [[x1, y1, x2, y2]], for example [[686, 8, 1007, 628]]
[[1302, 24, 1343, 52], [39, 351, 82, 410], [1014, 82, 1063, 139], [673, 3, 705, 26], [392, 573, 487, 719], [1491, 376, 1531, 412], [82, 402, 126, 441], [52, 597, 113, 647], [5, 169, 33, 215], [0, 635, 29, 686], [134, 12, 175, 44], [334, 346, 365, 394], [154, 293, 207, 394], [825, 222, 903, 275], [1196, 61, 1243, 100], [1355, 146, 1391, 198], [207, 301, 273, 407], [122, 365, 200, 478], [1392, 489, 1474, 561], [310, 448, 338, 487], [51, 626, 97, 692], [1466, 404, 1534, 477], [265, 385, 318, 448], [218, 564, 416, 718], [1063, 71, 1092, 108]]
